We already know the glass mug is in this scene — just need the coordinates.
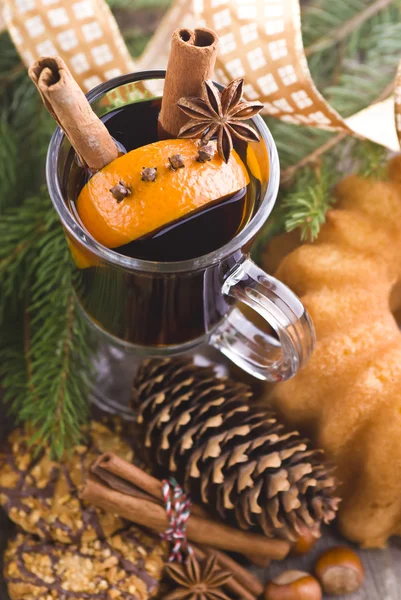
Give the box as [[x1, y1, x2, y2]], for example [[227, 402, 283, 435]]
[[46, 71, 315, 415]]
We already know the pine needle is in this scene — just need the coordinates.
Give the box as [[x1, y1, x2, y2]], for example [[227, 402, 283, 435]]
[[356, 141, 389, 179], [124, 29, 153, 58], [0, 190, 49, 319], [304, 0, 394, 56], [0, 189, 93, 457], [281, 166, 335, 242], [0, 316, 27, 418], [0, 119, 17, 213]]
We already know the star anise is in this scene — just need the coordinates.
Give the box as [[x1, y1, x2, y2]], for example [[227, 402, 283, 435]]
[[177, 78, 263, 163], [164, 554, 232, 600]]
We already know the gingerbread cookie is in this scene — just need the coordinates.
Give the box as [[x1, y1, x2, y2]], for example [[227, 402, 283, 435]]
[[4, 527, 167, 600], [0, 421, 133, 544]]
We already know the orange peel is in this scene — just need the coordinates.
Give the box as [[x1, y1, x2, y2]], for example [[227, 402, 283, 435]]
[[76, 139, 249, 248]]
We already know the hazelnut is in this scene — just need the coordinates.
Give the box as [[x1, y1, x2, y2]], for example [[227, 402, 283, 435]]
[[315, 546, 364, 596], [292, 527, 319, 556], [264, 570, 322, 600]]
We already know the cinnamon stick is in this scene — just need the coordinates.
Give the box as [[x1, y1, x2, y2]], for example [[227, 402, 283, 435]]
[[91, 453, 164, 502], [158, 28, 219, 138], [90, 457, 264, 598], [92, 453, 210, 519], [81, 455, 290, 560], [82, 476, 288, 561], [91, 453, 274, 566], [91, 453, 226, 523], [28, 56, 118, 171], [91, 454, 291, 558]]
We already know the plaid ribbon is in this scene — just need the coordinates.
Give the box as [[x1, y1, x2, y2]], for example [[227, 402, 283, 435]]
[[161, 477, 194, 563], [4, 0, 401, 149]]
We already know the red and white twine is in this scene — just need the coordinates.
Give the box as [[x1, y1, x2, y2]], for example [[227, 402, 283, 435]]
[[161, 477, 193, 563]]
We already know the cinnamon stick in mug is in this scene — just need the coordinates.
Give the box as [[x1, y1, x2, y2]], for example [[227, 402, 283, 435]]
[[158, 27, 219, 137], [29, 56, 118, 171]]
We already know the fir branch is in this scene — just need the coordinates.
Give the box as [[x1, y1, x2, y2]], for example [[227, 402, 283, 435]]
[[0, 190, 49, 319], [280, 165, 335, 242], [253, 162, 336, 258], [24, 308, 37, 403], [267, 119, 332, 173], [22, 218, 93, 457], [0, 119, 17, 213], [0, 68, 54, 210], [25, 288, 92, 457], [0, 316, 27, 418], [0, 32, 21, 75], [0, 191, 93, 457], [356, 140, 389, 179], [320, 7, 401, 115], [280, 132, 348, 183], [302, 0, 370, 47], [304, 0, 395, 56], [124, 28, 153, 58]]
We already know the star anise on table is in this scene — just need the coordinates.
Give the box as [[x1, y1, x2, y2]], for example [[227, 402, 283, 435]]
[[164, 554, 232, 600], [177, 78, 263, 163]]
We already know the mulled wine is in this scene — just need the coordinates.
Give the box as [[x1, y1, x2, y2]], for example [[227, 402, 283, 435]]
[[68, 99, 255, 262], [65, 97, 262, 346], [116, 187, 248, 262]]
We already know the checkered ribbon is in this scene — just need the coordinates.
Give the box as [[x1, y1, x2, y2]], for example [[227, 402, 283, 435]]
[[3, 0, 134, 92], [3, 0, 401, 154], [141, 0, 401, 152], [161, 477, 194, 563]]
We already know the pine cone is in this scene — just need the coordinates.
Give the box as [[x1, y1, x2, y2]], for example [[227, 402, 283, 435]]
[[133, 358, 339, 542]]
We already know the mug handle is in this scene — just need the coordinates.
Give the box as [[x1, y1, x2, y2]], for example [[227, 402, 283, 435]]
[[209, 257, 315, 381]]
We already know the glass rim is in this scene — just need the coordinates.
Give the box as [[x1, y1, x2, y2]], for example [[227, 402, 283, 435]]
[[46, 69, 280, 273]]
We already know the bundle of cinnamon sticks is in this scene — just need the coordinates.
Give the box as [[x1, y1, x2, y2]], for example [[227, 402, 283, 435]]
[[81, 453, 289, 598], [81, 453, 291, 563]]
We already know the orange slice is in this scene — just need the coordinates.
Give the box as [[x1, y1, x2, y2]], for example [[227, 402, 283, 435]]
[[76, 139, 249, 249]]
